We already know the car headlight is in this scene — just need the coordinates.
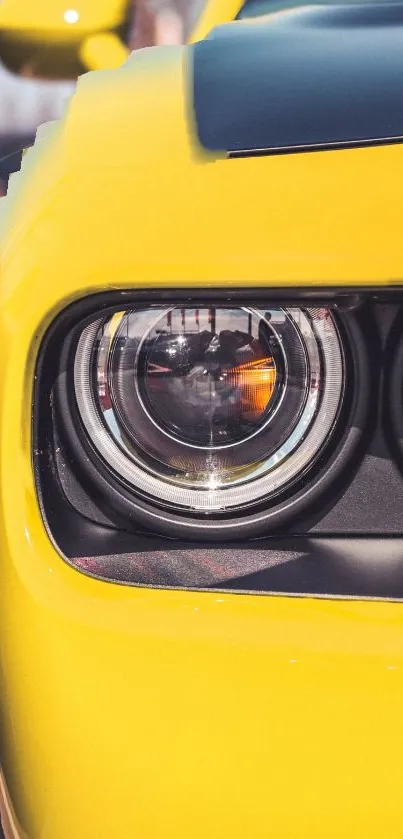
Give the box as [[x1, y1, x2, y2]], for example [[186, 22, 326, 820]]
[[55, 303, 346, 537]]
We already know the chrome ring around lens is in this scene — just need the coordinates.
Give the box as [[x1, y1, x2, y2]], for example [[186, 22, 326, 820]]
[[74, 306, 344, 512], [100, 306, 310, 480]]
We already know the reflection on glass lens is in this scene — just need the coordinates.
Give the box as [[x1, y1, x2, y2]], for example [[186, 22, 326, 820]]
[[139, 308, 281, 446]]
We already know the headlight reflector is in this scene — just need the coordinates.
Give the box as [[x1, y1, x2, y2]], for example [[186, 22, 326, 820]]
[[73, 305, 344, 514]]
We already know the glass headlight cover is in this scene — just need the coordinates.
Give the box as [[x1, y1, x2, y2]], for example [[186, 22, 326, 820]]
[[73, 305, 344, 515]]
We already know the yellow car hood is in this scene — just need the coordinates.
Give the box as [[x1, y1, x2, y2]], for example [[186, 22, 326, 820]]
[[3, 44, 403, 298]]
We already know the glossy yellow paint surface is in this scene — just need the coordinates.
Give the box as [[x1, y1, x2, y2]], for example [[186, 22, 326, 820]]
[[190, 0, 245, 42], [2, 42, 403, 839]]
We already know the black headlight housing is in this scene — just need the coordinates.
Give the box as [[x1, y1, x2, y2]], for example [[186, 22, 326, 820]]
[[44, 290, 369, 542], [34, 287, 403, 598]]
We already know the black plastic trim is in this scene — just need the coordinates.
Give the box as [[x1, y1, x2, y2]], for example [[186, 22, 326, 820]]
[[228, 135, 403, 160], [32, 290, 403, 596], [193, 4, 403, 155], [385, 307, 403, 470], [65, 536, 403, 603]]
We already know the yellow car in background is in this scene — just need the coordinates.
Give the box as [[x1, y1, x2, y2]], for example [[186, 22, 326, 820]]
[[0, 0, 313, 79], [0, 0, 243, 78], [3, 3, 403, 838], [0, 0, 130, 77]]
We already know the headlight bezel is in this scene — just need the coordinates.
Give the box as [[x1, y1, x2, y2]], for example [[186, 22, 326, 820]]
[[45, 289, 370, 541]]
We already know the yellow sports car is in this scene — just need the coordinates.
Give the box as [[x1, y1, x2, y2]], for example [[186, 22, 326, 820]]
[[3, 3, 403, 838], [0, 0, 132, 77]]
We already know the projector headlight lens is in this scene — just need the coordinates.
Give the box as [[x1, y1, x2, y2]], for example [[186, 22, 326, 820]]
[[72, 305, 344, 514]]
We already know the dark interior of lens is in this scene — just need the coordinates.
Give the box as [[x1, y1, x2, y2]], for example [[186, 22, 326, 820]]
[[99, 306, 310, 475], [135, 308, 285, 447]]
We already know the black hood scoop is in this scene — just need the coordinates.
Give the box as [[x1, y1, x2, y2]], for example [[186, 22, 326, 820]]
[[192, 2, 403, 156]]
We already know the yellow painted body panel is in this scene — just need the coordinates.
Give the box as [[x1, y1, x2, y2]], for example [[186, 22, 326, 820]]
[[190, 0, 245, 42], [1, 44, 403, 839]]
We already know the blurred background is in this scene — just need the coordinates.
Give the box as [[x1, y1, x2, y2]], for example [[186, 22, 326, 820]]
[[0, 0, 206, 195]]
